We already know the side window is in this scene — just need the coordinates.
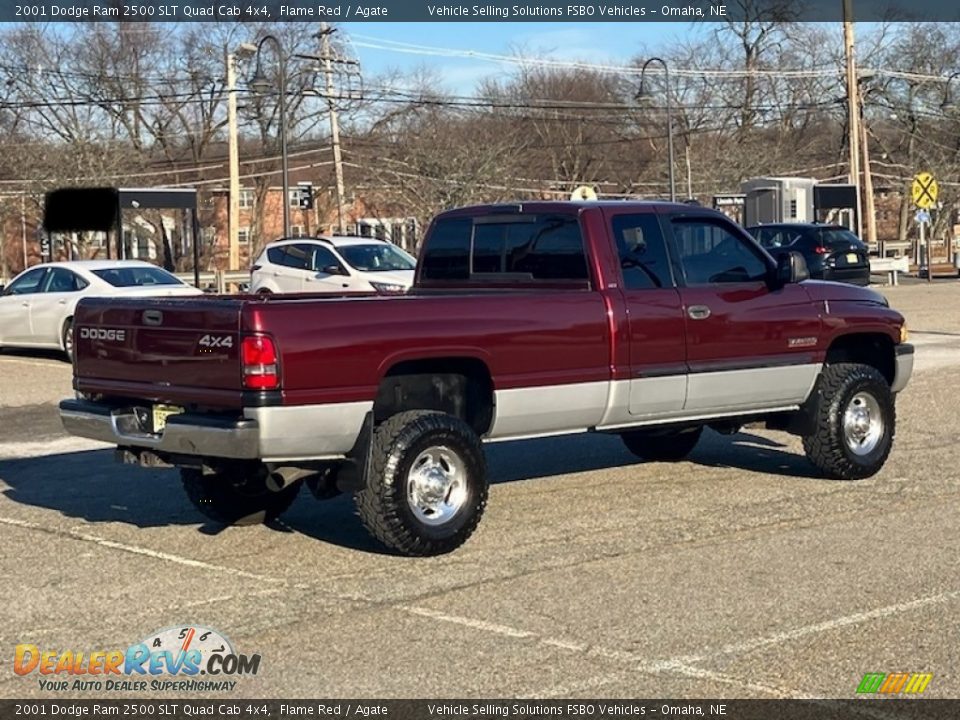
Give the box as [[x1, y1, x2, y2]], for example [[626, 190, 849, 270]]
[[421, 218, 471, 280], [671, 218, 768, 285], [611, 214, 673, 290], [267, 245, 314, 270], [421, 215, 587, 282], [6, 268, 47, 295], [311, 246, 340, 273], [43, 268, 87, 293], [286, 244, 315, 270], [472, 216, 587, 280], [506, 217, 587, 280], [266, 246, 286, 266]]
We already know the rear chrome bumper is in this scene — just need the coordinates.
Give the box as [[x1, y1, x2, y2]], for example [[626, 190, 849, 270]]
[[59, 399, 260, 459], [59, 398, 372, 462], [892, 343, 914, 394]]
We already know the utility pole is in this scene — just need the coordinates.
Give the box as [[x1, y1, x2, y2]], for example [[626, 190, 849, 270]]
[[20, 194, 28, 269], [685, 144, 693, 199], [226, 51, 241, 271], [859, 84, 879, 254], [843, 0, 864, 238], [320, 22, 347, 234]]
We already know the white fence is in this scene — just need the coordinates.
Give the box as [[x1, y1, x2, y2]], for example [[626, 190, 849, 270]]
[[175, 270, 251, 293], [869, 257, 910, 286]]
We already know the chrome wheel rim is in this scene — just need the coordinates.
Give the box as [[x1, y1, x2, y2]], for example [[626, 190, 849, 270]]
[[843, 391, 883, 456], [64, 325, 74, 359], [406, 445, 468, 526]]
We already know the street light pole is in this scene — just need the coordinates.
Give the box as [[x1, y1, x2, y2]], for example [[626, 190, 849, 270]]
[[638, 57, 676, 202], [250, 35, 291, 238], [226, 50, 240, 270]]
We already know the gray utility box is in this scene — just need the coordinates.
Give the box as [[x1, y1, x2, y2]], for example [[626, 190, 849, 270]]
[[742, 177, 817, 227]]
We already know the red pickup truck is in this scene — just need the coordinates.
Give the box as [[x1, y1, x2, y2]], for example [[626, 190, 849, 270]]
[[60, 201, 913, 555]]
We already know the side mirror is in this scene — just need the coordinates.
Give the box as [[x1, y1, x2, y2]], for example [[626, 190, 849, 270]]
[[776, 251, 809, 286], [320, 264, 345, 276]]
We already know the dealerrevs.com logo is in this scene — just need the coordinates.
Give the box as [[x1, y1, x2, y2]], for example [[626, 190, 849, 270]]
[[14, 625, 261, 693]]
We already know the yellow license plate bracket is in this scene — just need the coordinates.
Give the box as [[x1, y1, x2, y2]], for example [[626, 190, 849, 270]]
[[152, 404, 184, 433]]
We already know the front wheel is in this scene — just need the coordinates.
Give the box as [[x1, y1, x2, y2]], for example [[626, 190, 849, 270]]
[[802, 363, 895, 480], [181, 466, 301, 525], [621, 426, 703, 461], [355, 410, 488, 556]]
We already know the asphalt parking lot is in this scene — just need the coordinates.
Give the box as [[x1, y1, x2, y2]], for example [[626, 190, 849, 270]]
[[1, 282, 959, 701]]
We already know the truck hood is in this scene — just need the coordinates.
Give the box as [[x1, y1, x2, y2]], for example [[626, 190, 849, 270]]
[[801, 280, 889, 307]]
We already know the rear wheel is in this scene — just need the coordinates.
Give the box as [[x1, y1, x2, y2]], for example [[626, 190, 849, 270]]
[[257, 288, 272, 296], [181, 466, 301, 526], [62, 318, 74, 362], [621, 426, 703, 461], [355, 410, 488, 556]]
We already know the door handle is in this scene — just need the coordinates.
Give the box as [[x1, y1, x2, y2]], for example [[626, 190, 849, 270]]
[[687, 305, 711, 320], [58, 299, 67, 305], [21, 301, 29, 308]]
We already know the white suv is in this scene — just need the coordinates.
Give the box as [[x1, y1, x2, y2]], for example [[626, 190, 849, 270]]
[[250, 236, 416, 295]]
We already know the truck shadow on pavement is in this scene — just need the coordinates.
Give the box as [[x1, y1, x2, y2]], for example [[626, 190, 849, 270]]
[[0, 429, 820, 554]]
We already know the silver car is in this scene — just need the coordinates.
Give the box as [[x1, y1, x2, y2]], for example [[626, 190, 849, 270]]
[[0, 260, 203, 360]]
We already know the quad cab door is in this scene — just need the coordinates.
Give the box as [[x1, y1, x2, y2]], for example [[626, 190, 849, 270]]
[[664, 212, 822, 414], [603, 208, 688, 418]]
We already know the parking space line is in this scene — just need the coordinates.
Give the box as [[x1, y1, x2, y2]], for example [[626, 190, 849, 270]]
[[394, 585, 960, 701], [0, 356, 66, 369], [701, 588, 960, 661], [0, 436, 109, 460], [400, 605, 536, 639], [0, 516, 301, 587]]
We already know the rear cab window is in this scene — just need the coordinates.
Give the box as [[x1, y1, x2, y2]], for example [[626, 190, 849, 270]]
[[420, 211, 590, 286]]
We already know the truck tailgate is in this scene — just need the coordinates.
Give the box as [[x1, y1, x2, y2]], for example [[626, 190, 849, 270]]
[[73, 296, 245, 407]]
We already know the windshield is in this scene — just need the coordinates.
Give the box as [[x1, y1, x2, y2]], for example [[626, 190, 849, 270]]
[[92, 266, 185, 287], [337, 243, 416, 272]]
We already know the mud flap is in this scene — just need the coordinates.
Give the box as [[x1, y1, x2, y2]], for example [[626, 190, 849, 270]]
[[334, 412, 374, 493]]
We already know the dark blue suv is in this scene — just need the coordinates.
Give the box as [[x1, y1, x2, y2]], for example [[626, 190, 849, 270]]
[[747, 223, 871, 286]]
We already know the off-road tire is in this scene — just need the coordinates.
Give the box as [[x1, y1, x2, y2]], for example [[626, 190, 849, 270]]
[[181, 467, 301, 526], [621, 426, 703, 461], [802, 363, 895, 480], [354, 410, 487, 556]]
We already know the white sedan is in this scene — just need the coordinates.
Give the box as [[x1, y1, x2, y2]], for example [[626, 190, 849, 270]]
[[0, 260, 203, 360]]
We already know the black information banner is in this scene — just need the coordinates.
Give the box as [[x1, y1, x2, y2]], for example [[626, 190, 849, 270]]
[[1, 700, 955, 720], [2, 0, 959, 23]]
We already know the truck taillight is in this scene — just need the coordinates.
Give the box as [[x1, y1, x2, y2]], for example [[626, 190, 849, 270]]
[[814, 246, 830, 255], [242, 335, 279, 390]]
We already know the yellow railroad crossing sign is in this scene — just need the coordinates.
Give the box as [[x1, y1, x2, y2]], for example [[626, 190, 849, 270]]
[[912, 171, 938, 210]]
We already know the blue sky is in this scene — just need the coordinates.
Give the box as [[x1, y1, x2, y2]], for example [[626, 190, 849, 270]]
[[339, 22, 709, 93]]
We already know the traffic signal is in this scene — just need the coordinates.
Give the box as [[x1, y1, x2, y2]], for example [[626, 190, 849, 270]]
[[298, 184, 314, 209]]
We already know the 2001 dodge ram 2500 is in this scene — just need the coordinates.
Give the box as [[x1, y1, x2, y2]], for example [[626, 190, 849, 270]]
[[60, 201, 913, 555]]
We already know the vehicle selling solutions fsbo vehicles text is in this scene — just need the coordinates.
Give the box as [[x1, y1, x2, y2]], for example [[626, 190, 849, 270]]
[[425, 5, 727, 18]]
